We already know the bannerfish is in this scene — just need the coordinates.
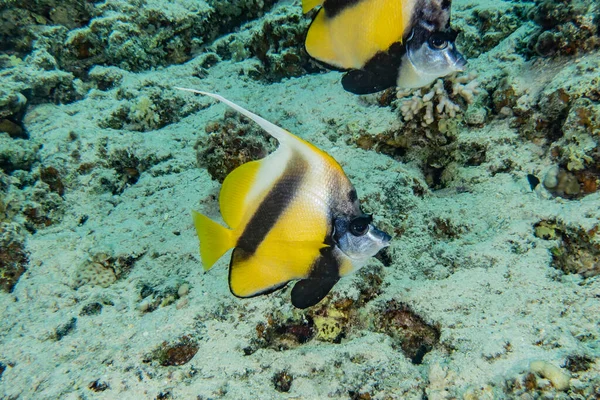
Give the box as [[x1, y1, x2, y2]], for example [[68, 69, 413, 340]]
[[176, 88, 391, 309], [303, 0, 467, 94]]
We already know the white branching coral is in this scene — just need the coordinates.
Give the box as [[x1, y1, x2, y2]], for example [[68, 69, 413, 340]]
[[397, 73, 480, 126]]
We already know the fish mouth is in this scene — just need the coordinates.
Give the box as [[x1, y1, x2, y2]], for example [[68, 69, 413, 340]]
[[452, 54, 467, 72], [371, 226, 392, 247]]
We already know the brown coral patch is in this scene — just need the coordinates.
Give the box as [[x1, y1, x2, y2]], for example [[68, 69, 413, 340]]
[[247, 314, 315, 354], [564, 354, 594, 373], [536, 220, 600, 277], [0, 229, 28, 293], [373, 300, 440, 364], [272, 370, 293, 392], [40, 166, 65, 196], [197, 111, 276, 182], [149, 336, 199, 367]]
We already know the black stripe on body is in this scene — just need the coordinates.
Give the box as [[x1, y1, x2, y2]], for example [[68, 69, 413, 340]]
[[323, 0, 362, 18], [235, 154, 308, 257], [341, 41, 406, 94]]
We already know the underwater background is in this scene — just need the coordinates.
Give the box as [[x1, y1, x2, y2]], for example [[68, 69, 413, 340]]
[[1, 0, 599, 398]]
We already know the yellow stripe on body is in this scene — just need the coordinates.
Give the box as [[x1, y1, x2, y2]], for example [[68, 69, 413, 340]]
[[229, 186, 330, 297], [306, 0, 413, 69], [219, 159, 262, 230]]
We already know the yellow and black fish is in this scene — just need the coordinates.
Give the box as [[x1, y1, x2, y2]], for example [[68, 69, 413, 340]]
[[303, 0, 466, 94], [176, 88, 391, 309]]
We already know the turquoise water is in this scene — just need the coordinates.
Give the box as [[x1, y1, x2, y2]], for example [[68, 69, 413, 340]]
[[0, 0, 599, 398]]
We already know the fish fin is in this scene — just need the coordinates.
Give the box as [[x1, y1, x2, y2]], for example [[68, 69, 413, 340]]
[[291, 277, 339, 309], [341, 69, 397, 94], [229, 239, 324, 298], [175, 88, 292, 145], [175, 87, 345, 178], [291, 245, 342, 308], [302, 0, 324, 13], [219, 159, 261, 229], [192, 210, 234, 271]]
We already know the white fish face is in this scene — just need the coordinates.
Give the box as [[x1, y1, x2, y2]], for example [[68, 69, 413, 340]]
[[406, 28, 466, 80], [334, 214, 392, 263]]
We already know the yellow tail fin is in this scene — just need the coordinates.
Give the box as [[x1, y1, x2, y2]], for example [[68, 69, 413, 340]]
[[302, 0, 324, 13], [192, 210, 234, 271]]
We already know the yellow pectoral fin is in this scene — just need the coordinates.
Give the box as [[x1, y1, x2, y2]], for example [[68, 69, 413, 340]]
[[219, 159, 262, 229], [229, 240, 326, 298], [192, 211, 234, 271]]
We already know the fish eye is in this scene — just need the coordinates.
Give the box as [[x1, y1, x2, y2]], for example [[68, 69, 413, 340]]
[[349, 215, 372, 236], [429, 35, 448, 50]]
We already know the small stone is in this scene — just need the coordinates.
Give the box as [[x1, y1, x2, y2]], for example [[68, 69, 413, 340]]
[[137, 300, 151, 312], [178, 283, 189, 297], [543, 166, 560, 189], [530, 360, 571, 391]]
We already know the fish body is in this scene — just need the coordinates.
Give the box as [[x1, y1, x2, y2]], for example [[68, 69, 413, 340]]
[[303, 0, 466, 94], [177, 88, 391, 308]]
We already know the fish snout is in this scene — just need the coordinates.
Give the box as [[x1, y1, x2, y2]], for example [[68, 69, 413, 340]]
[[453, 53, 467, 72], [370, 225, 392, 247]]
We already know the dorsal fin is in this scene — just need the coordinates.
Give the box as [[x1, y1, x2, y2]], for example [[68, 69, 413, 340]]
[[175, 88, 293, 146]]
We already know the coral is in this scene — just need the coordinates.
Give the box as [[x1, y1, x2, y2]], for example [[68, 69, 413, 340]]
[[40, 165, 65, 196], [88, 380, 109, 392], [272, 370, 293, 393], [52, 317, 77, 341], [56, 0, 278, 77], [148, 335, 199, 367], [373, 300, 440, 364], [73, 253, 117, 289], [209, 4, 319, 82], [564, 355, 594, 373], [79, 302, 103, 316], [21, 179, 64, 231], [137, 281, 186, 313], [453, 1, 532, 59], [0, 221, 28, 292], [88, 66, 124, 91], [0, 134, 40, 173], [196, 110, 275, 182], [0, 89, 27, 138], [246, 313, 316, 354], [101, 86, 203, 132], [507, 360, 575, 396], [73, 251, 140, 289], [430, 217, 470, 240], [530, 360, 571, 391], [310, 298, 354, 343], [397, 74, 481, 126], [542, 166, 584, 198], [535, 220, 600, 277], [526, 0, 600, 57]]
